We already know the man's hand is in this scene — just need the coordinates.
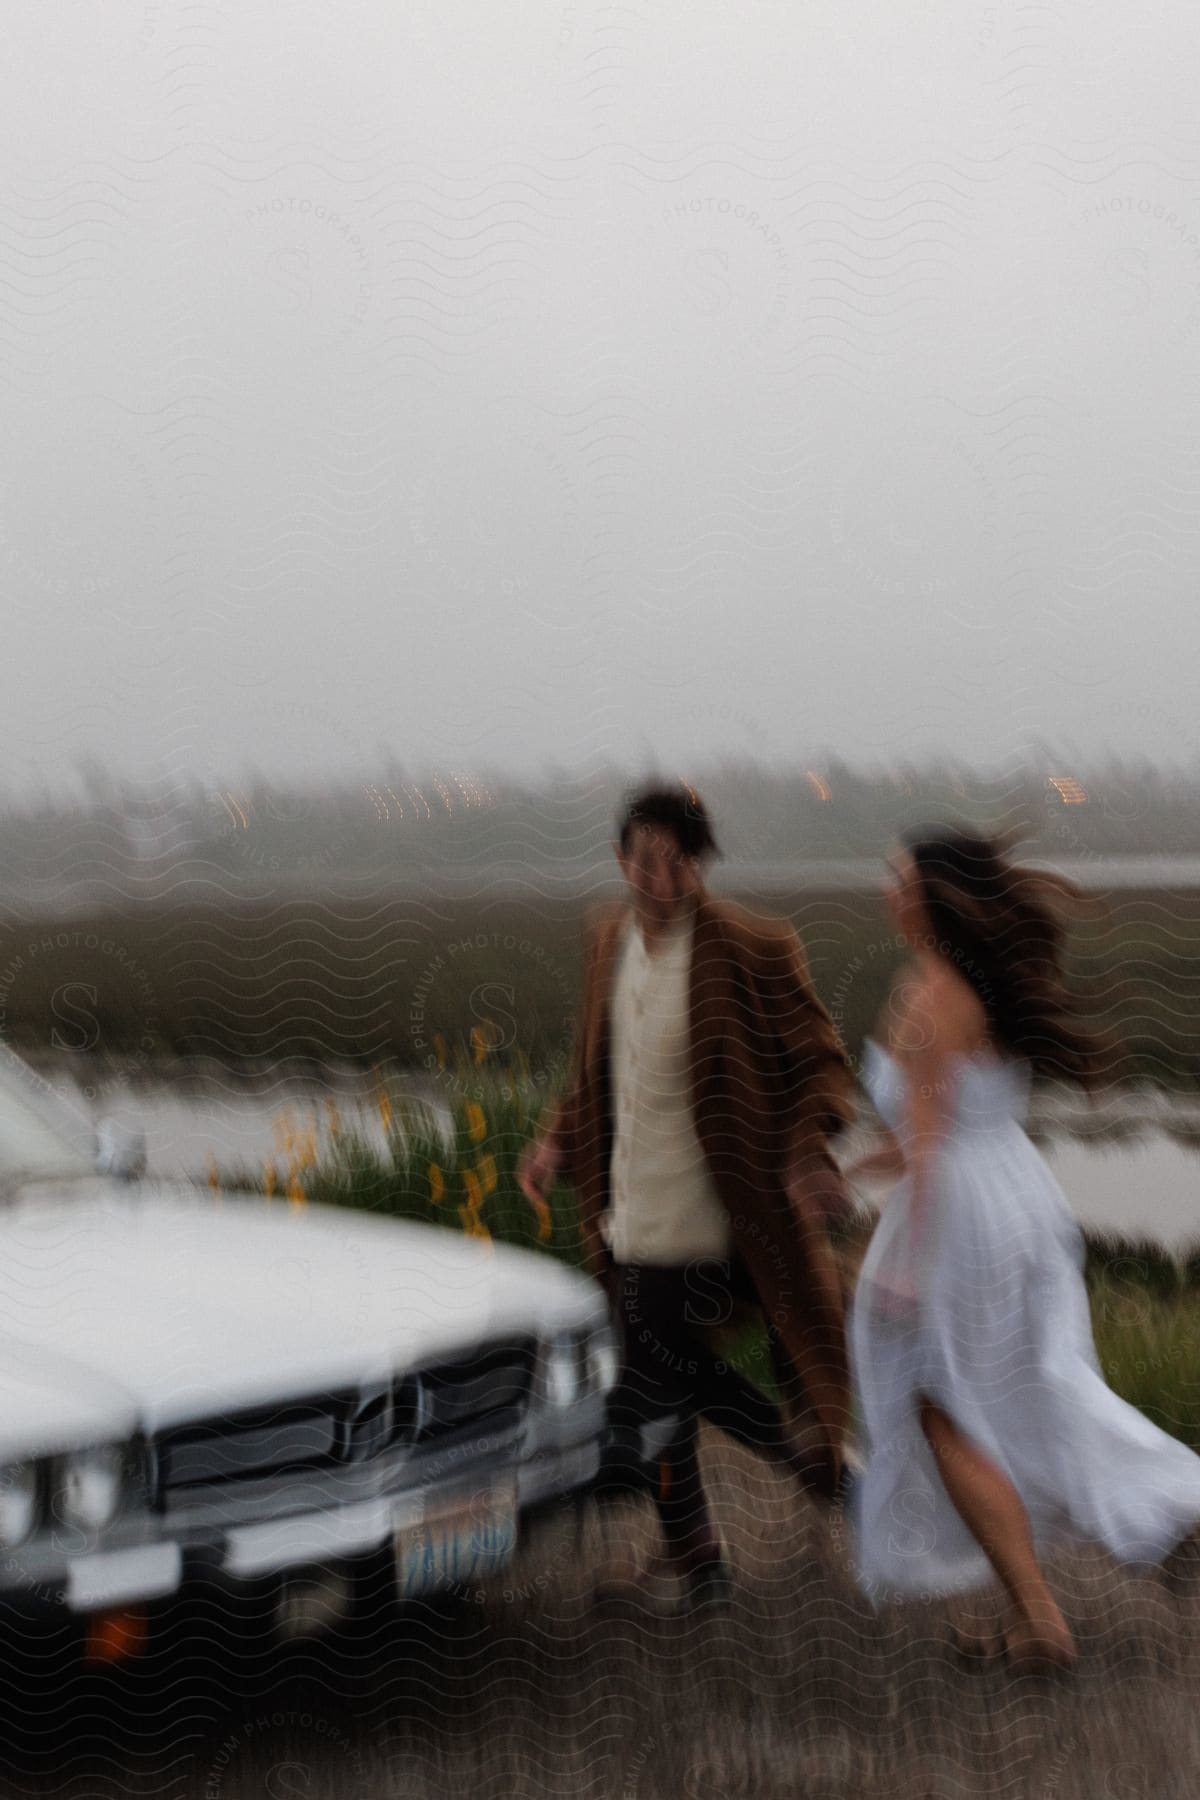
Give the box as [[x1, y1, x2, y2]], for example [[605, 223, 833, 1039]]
[[516, 1130, 562, 1201], [516, 1131, 564, 1239], [782, 1154, 857, 1233]]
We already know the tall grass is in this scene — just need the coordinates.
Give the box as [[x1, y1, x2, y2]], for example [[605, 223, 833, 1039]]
[[221, 1081, 591, 1270], [1082, 1228, 1187, 1299], [1089, 1273, 1200, 1449]]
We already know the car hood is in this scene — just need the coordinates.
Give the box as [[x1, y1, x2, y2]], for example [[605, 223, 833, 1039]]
[[0, 1180, 605, 1449]]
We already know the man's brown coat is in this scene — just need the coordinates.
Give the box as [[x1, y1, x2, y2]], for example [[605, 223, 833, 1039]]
[[546, 892, 858, 1480]]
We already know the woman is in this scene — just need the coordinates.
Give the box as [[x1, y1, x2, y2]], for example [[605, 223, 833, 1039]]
[[843, 827, 1200, 1671]]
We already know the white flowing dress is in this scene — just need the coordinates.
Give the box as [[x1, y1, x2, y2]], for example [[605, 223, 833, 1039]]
[[847, 1035, 1200, 1603]]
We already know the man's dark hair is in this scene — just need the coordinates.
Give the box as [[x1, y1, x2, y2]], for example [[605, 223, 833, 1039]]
[[617, 782, 721, 860]]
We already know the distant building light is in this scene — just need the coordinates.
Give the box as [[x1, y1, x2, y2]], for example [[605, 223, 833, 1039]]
[[1047, 776, 1088, 805], [216, 790, 249, 830]]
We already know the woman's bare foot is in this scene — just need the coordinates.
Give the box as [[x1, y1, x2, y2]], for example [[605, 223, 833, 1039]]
[[1002, 1602, 1077, 1672], [947, 1617, 1006, 1661], [1160, 1520, 1200, 1595]]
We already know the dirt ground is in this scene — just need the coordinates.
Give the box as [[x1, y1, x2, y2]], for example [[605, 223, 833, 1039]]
[[5, 1430, 1200, 1800]]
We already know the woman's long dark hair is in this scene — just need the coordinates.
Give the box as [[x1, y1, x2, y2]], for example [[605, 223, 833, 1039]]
[[901, 827, 1114, 1088]]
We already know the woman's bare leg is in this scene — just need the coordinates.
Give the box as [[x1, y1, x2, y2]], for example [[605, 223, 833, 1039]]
[[917, 1394, 1076, 1664]]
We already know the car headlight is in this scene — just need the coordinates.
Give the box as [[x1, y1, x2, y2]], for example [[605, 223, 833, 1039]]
[[535, 1333, 587, 1407], [0, 1463, 39, 1550], [536, 1326, 619, 1407], [55, 1445, 128, 1534], [584, 1324, 620, 1396]]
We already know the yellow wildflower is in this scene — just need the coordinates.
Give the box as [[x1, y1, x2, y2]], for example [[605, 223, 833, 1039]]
[[290, 1127, 317, 1171], [287, 1175, 306, 1211], [458, 1204, 492, 1243], [207, 1155, 220, 1195], [466, 1102, 486, 1143], [428, 1163, 445, 1204], [476, 1153, 497, 1197], [463, 1167, 482, 1210], [377, 1089, 393, 1134], [531, 1193, 553, 1242]]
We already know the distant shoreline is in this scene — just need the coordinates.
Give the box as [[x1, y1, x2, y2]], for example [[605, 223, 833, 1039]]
[[3, 851, 1200, 918]]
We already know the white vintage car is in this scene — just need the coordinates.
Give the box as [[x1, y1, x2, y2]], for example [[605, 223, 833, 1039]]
[[0, 1044, 616, 1650]]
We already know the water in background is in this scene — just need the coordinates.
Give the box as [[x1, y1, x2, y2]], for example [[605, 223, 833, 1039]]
[[33, 1061, 1200, 1249]]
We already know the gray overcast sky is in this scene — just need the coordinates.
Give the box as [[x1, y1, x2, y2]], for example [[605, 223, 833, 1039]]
[[3, 1, 1200, 798]]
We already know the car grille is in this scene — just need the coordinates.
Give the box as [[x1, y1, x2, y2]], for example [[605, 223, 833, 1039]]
[[152, 1337, 538, 1504]]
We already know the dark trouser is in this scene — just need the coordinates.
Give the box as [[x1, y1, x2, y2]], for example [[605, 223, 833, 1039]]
[[605, 1256, 797, 1563]]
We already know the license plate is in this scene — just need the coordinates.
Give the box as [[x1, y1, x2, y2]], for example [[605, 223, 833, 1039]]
[[393, 1480, 518, 1596]]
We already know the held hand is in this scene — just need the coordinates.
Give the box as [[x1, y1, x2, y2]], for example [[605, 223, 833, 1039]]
[[782, 1156, 856, 1232], [840, 1135, 907, 1185]]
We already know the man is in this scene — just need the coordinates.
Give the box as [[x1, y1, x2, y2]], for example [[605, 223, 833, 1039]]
[[517, 782, 857, 1608]]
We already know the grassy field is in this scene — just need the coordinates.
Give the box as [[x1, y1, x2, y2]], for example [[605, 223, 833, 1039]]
[[5, 883, 1200, 1087]]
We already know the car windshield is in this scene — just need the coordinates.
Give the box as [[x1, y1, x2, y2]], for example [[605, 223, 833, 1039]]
[[0, 1044, 96, 1182]]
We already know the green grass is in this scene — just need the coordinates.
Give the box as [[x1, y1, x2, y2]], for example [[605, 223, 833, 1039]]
[[1082, 1228, 1188, 1299], [1089, 1275, 1200, 1449]]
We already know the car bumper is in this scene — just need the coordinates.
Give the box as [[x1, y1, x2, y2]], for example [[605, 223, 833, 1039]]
[[2, 1428, 601, 1619]]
